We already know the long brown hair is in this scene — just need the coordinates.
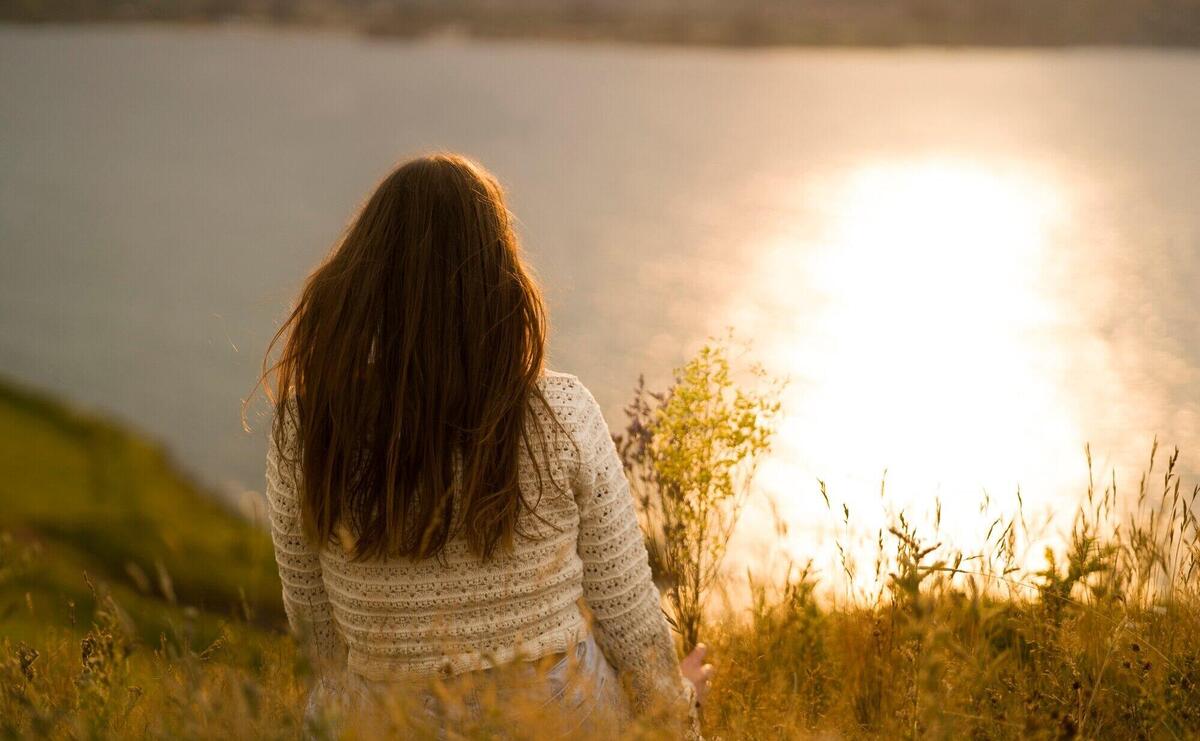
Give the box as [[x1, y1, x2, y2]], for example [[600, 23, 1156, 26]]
[[254, 153, 557, 562]]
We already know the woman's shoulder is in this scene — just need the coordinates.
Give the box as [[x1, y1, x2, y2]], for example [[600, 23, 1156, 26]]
[[536, 366, 573, 379], [536, 368, 591, 400], [538, 367, 579, 386], [535, 368, 602, 421]]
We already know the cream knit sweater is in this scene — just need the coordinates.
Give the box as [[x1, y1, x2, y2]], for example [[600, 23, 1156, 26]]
[[265, 370, 696, 723]]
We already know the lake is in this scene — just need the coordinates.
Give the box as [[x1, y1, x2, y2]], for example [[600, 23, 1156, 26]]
[[2, 25, 1197, 581]]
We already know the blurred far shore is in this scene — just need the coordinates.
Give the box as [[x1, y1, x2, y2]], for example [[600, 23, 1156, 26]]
[[3, 0, 1199, 48]]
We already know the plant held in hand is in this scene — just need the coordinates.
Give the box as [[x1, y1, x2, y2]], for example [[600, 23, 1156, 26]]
[[617, 332, 783, 649]]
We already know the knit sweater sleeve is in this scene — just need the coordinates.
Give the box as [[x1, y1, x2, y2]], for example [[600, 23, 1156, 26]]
[[264, 403, 347, 671], [569, 379, 700, 732]]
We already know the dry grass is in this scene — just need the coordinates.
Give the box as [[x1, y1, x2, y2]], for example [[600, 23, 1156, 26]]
[[704, 444, 1200, 740]]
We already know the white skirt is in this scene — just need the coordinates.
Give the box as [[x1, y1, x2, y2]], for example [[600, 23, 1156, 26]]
[[304, 633, 632, 739]]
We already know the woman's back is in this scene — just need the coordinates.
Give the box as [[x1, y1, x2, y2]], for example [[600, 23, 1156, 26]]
[[256, 153, 701, 736], [267, 370, 697, 736]]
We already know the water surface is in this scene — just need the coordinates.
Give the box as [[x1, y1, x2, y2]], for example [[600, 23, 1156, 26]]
[[2, 25, 1197, 578]]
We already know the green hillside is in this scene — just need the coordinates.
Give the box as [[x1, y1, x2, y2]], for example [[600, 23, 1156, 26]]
[[0, 375, 285, 644]]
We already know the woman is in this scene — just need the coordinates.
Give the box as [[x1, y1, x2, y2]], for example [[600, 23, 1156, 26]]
[[257, 153, 712, 738]]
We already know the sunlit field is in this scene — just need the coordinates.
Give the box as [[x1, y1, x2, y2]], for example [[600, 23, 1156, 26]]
[[3, 360, 1197, 739]]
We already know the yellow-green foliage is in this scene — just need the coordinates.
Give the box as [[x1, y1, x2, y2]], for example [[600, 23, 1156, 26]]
[[618, 335, 783, 649], [2, 371, 1199, 740]]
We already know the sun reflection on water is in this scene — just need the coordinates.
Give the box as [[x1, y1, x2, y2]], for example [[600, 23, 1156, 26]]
[[720, 157, 1090, 595]]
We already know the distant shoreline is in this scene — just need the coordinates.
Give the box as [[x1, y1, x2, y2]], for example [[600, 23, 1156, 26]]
[[6, 20, 1200, 61], [2, 3, 1198, 50]]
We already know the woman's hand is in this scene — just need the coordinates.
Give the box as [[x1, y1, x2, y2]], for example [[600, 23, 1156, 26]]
[[680, 642, 715, 705]]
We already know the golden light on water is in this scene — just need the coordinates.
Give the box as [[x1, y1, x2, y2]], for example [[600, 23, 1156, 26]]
[[719, 157, 1093, 593]]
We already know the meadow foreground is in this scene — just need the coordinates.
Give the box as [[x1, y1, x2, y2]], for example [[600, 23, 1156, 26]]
[[1, 374, 1197, 739]]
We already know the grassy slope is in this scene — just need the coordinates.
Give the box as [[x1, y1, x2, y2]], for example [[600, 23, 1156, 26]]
[[0, 376, 285, 644]]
